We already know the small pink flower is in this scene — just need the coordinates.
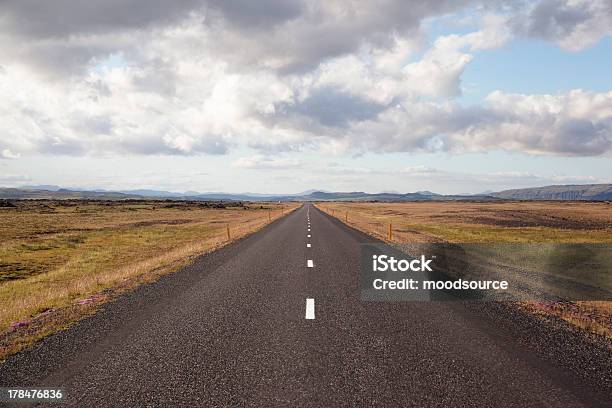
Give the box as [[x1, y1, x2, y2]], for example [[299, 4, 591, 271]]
[[10, 320, 31, 330]]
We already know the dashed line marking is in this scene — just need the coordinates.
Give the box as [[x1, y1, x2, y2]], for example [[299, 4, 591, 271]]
[[307, 234, 311, 238], [305, 298, 315, 320], [307, 259, 314, 268], [307, 243, 311, 248]]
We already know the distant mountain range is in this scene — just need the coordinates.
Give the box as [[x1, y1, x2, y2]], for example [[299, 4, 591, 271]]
[[1, 184, 610, 201], [490, 184, 612, 201]]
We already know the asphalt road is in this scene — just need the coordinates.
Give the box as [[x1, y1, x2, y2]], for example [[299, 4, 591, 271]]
[[0, 203, 610, 407]]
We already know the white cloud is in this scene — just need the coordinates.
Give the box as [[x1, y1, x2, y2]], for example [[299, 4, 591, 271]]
[[0, 0, 610, 163], [1, 149, 20, 159], [401, 35, 474, 98], [461, 14, 513, 51], [466, 90, 612, 156], [232, 155, 303, 170], [400, 165, 439, 174]]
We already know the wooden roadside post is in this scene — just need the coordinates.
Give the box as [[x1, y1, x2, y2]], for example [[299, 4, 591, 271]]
[[268, 210, 271, 221], [345, 210, 348, 223], [226, 224, 231, 240], [388, 222, 393, 240]]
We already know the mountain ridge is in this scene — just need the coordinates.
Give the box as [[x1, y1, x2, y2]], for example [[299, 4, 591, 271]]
[[1, 183, 610, 201], [491, 183, 612, 201]]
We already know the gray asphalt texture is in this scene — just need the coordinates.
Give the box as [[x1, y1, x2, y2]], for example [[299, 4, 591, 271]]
[[0, 203, 610, 407]]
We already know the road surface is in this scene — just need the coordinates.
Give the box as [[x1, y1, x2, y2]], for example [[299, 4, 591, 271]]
[[0, 204, 609, 407]]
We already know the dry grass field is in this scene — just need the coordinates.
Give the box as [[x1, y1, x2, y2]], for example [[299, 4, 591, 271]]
[[316, 201, 612, 244], [316, 201, 612, 338], [0, 200, 297, 359]]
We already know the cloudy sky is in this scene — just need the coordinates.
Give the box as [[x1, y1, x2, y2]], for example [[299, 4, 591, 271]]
[[0, 0, 611, 194]]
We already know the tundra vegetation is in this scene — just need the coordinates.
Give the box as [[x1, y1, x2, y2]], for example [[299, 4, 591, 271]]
[[0, 199, 297, 359]]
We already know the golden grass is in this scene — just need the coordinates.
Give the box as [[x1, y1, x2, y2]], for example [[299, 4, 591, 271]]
[[316, 201, 612, 243], [0, 200, 298, 358], [316, 201, 612, 338]]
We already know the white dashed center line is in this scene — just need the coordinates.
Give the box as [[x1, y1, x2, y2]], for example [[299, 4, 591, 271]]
[[307, 234, 311, 238], [307, 259, 314, 268], [305, 298, 315, 319], [307, 243, 311, 248]]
